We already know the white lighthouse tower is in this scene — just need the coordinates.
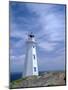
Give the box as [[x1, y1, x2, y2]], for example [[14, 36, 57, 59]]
[[23, 33, 38, 77]]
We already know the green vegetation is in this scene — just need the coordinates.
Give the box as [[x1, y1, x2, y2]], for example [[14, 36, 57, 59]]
[[10, 71, 66, 89]]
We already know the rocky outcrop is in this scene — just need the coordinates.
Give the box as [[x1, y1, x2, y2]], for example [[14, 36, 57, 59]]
[[10, 71, 66, 89]]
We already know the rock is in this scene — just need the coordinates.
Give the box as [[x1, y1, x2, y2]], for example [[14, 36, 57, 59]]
[[10, 71, 66, 89]]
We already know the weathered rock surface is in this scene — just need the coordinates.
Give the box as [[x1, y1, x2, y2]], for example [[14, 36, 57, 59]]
[[10, 71, 66, 89]]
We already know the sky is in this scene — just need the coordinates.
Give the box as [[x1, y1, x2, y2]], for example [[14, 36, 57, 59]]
[[10, 1, 66, 73]]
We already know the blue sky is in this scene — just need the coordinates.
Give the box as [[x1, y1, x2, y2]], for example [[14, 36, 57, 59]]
[[10, 2, 66, 73]]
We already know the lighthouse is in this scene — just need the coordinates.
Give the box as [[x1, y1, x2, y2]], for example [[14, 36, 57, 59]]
[[23, 33, 38, 77]]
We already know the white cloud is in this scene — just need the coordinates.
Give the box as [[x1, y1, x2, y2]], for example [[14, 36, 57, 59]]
[[10, 54, 25, 64], [10, 25, 27, 40], [26, 4, 65, 52], [10, 54, 25, 72], [38, 54, 65, 71], [39, 41, 57, 51]]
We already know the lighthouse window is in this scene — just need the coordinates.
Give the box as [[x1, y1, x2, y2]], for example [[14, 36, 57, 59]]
[[34, 67, 36, 72], [33, 55, 35, 59], [33, 46, 34, 48]]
